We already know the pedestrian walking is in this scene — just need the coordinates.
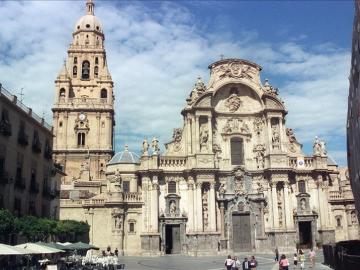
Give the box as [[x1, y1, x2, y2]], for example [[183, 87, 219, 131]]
[[293, 253, 298, 268], [275, 247, 279, 261], [308, 249, 316, 268], [249, 256, 258, 270], [233, 256, 241, 270], [225, 255, 234, 270], [114, 248, 119, 257], [299, 249, 305, 269], [242, 257, 249, 270], [279, 254, 289, 270]]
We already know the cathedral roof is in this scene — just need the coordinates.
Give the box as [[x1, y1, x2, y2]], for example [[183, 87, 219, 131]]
[[108, 146, 140, 165], [74, 0, 103, 33]]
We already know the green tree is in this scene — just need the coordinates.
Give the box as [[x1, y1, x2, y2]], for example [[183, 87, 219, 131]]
[[55, 220, 89, 242], [0, 209, 15, 243]]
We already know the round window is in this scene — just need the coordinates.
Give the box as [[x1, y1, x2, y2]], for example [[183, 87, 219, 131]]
[[86, 24, 90, 28]]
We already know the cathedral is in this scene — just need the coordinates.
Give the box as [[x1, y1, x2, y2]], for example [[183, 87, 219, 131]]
[[56, 0, 359, 255]]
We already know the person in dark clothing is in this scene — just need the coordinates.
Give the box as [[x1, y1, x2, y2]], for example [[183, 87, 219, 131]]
[[115, 248, 119, 257], [249, 256, 258, 270], [242, 257, 250, 270], [275, 247, 279, 261]]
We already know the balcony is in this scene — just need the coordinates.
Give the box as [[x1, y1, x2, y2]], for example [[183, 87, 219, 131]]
[[14, 177, 26, 190], [17, 131, 29, 146], [44, 148, 52, 160], [0, 171, 9, 185], [30, 182, 39, 194], [0, 121, 11, 137]]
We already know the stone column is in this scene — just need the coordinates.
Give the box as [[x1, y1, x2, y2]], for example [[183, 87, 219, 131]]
[[284, 182, 293, 229], [64, 111, 68, 149], [151, 176, 159, 233], [195, 116, 200, 152], [107, 113, 112, 149], [278, 117, 283, 151], [271, 182, 279, 228], [220, 201, 225, 238], [209, 182, 216, 231], [186, 117, 192, 155], [187, 178, 195, 232], [196, 182, 203, 231], [260, 202, 265, 236], [208, 116, 213, 153], [96, 113, 101, 148]]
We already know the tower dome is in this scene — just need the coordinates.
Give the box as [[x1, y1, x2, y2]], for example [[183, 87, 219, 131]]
[[108, 146, 140, 165], [73, 0, 103, 33]]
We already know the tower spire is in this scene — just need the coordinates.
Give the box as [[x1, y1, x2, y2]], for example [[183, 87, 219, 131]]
[[86, 0, 94, 15]]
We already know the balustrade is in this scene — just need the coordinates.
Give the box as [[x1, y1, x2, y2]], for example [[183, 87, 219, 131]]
[[160, 156, 186, 168]]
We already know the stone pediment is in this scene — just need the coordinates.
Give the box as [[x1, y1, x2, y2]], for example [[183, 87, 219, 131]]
[[194, 94, 211, 107], [263, 96, 285, 111]]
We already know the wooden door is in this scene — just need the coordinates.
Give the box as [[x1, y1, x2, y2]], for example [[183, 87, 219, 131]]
[[171, 225, 181, 254], [232, 213, 251, 251]]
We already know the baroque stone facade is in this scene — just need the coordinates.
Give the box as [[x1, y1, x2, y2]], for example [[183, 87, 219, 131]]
[[58, 0, 359, 255]]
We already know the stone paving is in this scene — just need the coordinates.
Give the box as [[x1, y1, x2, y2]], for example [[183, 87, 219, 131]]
[[117, 251, 332, 270]]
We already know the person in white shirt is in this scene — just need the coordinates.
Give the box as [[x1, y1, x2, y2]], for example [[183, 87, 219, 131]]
[[225, 255, 234, 270]]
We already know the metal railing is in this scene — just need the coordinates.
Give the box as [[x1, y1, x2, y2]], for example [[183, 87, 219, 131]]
[[0, 83, 53, 132]]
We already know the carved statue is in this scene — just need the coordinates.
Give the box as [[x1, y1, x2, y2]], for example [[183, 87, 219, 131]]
[[151, 137, 160, 155], [187, 77, 206, 105], [263, 79, 279, 96], [286, 128, 297, 143], [199, 125, 209, 152], [219, 183, 226, 196], [351, 211, 357, 224], [272, 125, 280, 144], [169, 200, 176, 216], [142, 139, 149, 156], [253, 117, 264, 134], [313, 136, 327, 156], [300, 198, 306, 210]]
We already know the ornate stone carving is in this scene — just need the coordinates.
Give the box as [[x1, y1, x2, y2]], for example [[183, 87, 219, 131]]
[[202, 185, 209, 229], [271, 119, 280, 149], [286, 128, 297, 143], [222, 118, 250, 135], [218, 61, 254, 81], [253, 144, 265, 169], [169, 200, 177, 217], [187, 77, 207, 105], [253, 117, 264, 134], [225, 90, 242, 112], [172, 128, 182, 152], [262, 79, 278, 96], [233, 167, 245, 195], [313, 136, 327, 156]]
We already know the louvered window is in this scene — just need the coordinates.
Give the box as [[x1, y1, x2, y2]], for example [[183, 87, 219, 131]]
[[298, 180, 306, 193], [168, 181, 176, 193]]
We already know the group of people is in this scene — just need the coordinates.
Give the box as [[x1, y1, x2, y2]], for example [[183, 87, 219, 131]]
[[224, 255, 258, 270], [275, 248, 316, 269], [101, 246, 119, 257]]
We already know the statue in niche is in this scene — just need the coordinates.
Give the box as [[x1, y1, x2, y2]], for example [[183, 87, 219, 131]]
[[199, 125, 209, 151], [142, 139, 149, 156], [151, 137, 160, 155], [278, 206, 283, 227], [169, 200, 176, 216], [202, 190, 208, 204], [203, 205, 209, 228], [351, 211, 357, 224], [219, 183, 226, 196], [300, 198, 306, 210], [272, 125, 280, 144], [225, 90, 242, 112]]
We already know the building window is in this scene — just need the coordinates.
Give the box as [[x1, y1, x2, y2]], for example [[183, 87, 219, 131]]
[[0, 109, 11, 136], [59, 121, 63, 127], [123, 181, 130, 193], [94, 66, 98, 77], [168, 181, 176, 194], [95, 57, 99, 65], [77, 132, 85, 146], [59, 88, 66, 97], [82, 61, 90, 79], [101, 89, 107, 99], [74, 57, 77, 64], [73, 66, 77, 77], [336, 216, 342, 227], [18, 121, 28, 146], [129, 222, 135, 233], [298, 180, 306, 193], [32, 130, 42, 153], [230, 137, 244, 165]]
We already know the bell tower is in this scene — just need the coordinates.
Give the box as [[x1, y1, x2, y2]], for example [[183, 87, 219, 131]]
[[52, 0, 114, 184]]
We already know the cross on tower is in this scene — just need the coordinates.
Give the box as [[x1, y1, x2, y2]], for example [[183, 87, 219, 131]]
[[18, 87, 25, 102]]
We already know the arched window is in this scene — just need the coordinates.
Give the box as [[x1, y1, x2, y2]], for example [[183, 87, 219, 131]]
[[230, 137, 244, 165], [298, 180, 306, 193], [74, 57, 77, 64], [82, 61, 90, 79], [77, 132, 85, 146], [94, 66, 98, 77], [100, 89, 107, 99], [168, 181, 176, 193], [73, 66, 77, 77], [336, 216, 342, 227], [59, 88, 66, 98], [95, 57, 99, 65]]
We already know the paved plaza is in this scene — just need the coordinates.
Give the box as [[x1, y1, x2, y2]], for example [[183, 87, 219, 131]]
[[117, 252, 331, 270]]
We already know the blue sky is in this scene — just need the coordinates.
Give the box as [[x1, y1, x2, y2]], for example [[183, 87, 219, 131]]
[[0, 0, 354, 165]]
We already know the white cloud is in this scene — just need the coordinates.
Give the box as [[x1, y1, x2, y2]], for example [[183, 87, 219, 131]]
[[0, 1, 350, 165]]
